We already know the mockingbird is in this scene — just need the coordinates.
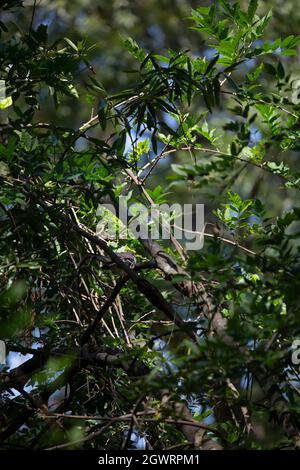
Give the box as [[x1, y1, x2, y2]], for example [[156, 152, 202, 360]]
[[100, 250, 136, 273]]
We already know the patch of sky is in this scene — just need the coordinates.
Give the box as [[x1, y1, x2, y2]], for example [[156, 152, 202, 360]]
[[126, 429, 147, 450], [75, 136, 88, 152], [202, 48, 218, 61], [284, 363, 300, 391], [249, 126, 262, 146], [132, 433, 147, 450], [7, 350, 33, 370], [152, 338, 178, 373], [248, 214, 261, 226], [6, 351, 34, 398], [33, 9, 58, 35], [147, 24, 165, 51], [5, 327, 52, 399], [232, 261, 243, 275], [240, 371, 253, 391], [244, 58, 256, 70]]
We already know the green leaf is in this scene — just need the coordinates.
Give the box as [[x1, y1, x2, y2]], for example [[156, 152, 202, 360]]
[[64, 37, 78, 52], [205, 54, 220, 75], [248, 0, 258, 21], [277, 61, 285, 79], [0, 96, 12, 109], [267, 161, 290, 176], [123, 37, 146, 62], [263, 62, 277, 75]]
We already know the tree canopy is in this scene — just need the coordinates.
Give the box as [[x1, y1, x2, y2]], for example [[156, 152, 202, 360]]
[[1, 0, 300, 450]]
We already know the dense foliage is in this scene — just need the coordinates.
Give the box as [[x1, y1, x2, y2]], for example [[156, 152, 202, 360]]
[[1, 0, 300, 450]]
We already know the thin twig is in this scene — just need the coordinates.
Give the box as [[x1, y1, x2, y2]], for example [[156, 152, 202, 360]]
[[29, 0, 37, 32], [80, 276, 128, 345]]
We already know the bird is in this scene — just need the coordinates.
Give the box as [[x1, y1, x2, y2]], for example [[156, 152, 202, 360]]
[[100, 250, 136, 273], [212, 222, 222, 238]]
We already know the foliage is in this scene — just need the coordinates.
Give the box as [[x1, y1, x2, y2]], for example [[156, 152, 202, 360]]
[[1, 0, 300, 450]]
